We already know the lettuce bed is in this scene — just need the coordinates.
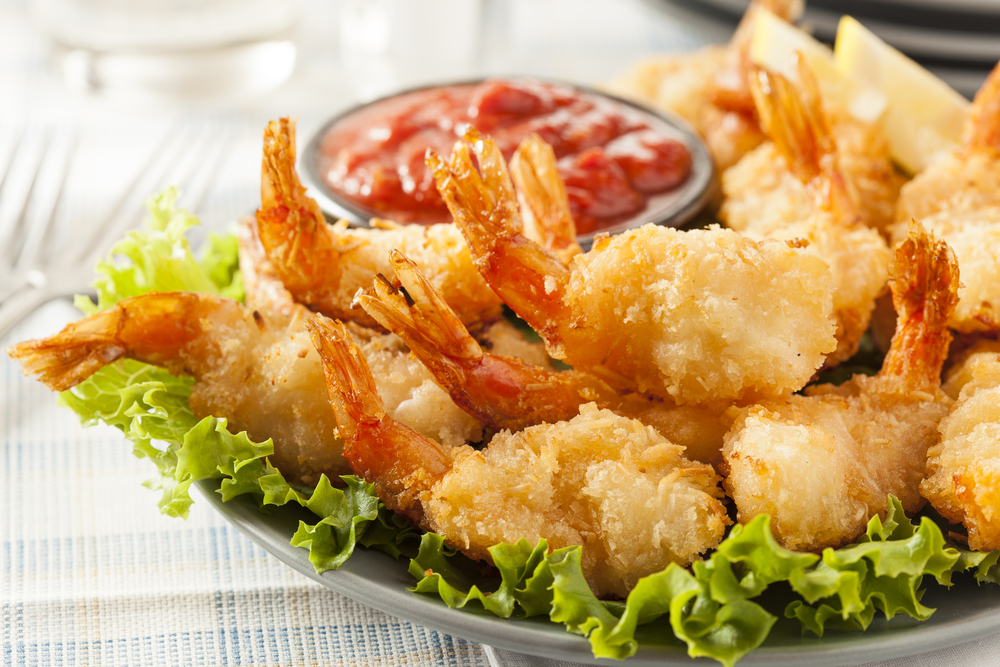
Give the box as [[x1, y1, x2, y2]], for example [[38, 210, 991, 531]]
[[55, 193, 1000, 667]]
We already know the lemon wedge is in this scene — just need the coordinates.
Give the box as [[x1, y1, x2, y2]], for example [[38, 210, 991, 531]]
[[749, 9, 886, 125], [834, 15, 969, 174], [749, 7, 833, 83]]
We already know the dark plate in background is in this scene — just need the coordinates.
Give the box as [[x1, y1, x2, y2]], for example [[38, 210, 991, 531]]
[[660, 0, 996, 97]]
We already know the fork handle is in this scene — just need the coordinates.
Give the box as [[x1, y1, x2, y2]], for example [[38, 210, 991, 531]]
[[0, 287, 57, 342]]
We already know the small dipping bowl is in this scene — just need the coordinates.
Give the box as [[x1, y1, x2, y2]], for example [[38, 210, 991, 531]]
[[300, 78, 715, 249]]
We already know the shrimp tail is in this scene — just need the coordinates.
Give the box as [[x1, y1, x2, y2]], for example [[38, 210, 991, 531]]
[[880, 220, 960, 388], [749, 63, 857, 219], [7, 292, 234, 392], [305, 316, 452, 525], [429, 128, 572, 345], [712, 0, 805, 113], [256, 117, 333, 295], [357, 250, 484, 376], [963, 60, 1000, 152], [358, 250, 619, 431], [509, 134, 581, 265], [7, 308, 127, 392]]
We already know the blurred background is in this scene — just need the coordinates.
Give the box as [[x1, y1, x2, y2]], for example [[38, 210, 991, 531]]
[[1, 0, 721, 251], [2, 0, 989, 249]]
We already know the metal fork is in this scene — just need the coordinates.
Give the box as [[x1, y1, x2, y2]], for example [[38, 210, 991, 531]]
[[0, 120, 231, 340]]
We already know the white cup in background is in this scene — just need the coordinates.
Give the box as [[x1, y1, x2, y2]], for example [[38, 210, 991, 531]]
[[32, 0, 300, 105]]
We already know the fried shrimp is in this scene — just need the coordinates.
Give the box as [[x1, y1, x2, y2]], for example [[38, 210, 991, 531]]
[[7, 292, 483, 486], [237, 215, 301, 322], [896, 62, 1000, 222], [922, 350, 1000, 551], [722, 221, 957, 552], [720, 66, 892, 365], [608, 0, 802, 170], [892, 62, 1000, 334], [357, 250, 732, 466], [431, 129, 837, 406], [308, 317, 729, 598], [255, 117, 503, 330]]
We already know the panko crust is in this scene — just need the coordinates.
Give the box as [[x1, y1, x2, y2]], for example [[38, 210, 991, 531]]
[[943, 340, 1000, 399], [723, 377, 951, 552], [190, 312, 481, 487], [559, 224, 836, 406], [922, 354, 1000, 551], [896, 151, 1000, 223], [424, 404, 729, 599], [721, 143, 893, 364]]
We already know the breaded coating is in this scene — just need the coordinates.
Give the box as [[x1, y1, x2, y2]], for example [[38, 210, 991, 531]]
[[722, 222, 957, 551], [428, 404, 729, 598], [896, 151, 1000, 223], [562, 225, 836, 405], [922, 353, 1000, 551], [943, 339, 1000, 399], [431, 132, 837, 407], [720, 67, 894, 365], [894, 63, 1000, 334], [7, 293, 482, 487], [309, 317, 729, 599], [721, 144, 891, 364]]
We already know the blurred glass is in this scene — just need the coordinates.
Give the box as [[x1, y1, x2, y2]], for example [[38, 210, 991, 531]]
[[32, 0, 300, 104], [340, 0, 482, 101]]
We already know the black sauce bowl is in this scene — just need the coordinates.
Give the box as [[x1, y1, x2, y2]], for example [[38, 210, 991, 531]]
[[299, 78, 716, 249]]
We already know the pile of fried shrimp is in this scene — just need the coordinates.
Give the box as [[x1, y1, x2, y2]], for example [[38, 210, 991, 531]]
[[10, 2, 1000, 602]]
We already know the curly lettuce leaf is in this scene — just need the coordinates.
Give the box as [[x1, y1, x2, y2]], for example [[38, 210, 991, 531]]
[[75, 187, 242, 316], [405, 498, 994, 666], [785, 497, 963, 635], [410, 534, 555, 618]]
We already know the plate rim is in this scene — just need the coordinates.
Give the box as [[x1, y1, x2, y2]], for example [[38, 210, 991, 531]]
[[194, 479, 1000, 667]]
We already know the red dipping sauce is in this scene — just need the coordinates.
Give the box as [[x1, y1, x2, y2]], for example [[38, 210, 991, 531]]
[[318, 79, 693, 235]]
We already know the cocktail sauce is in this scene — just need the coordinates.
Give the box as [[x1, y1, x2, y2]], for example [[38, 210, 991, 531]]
[[318, 79, 692, 235]]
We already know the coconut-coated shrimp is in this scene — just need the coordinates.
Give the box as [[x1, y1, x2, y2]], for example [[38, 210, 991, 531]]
[[608, 0, 802, 171], [431, 129, 837, 406], [255, 117, 503, 330], [357, 250, 732, 466], [721, 57, 903, 234], [237, 215, 301, 323], [922, 348, 1000, 551], [722, 221, 957, 552], [720, 65, 893, 364], [893, 62, 1000, 334], [896, 62, 1000, 222], [7, 292, 483, 486], [307, 317, 729, 598]]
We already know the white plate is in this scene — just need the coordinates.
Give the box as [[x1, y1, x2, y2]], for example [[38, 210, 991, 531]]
[[194, 478, 1000, 666]]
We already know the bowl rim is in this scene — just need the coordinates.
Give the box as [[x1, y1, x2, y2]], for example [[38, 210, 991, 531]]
[[299, 76, 716, 249]]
